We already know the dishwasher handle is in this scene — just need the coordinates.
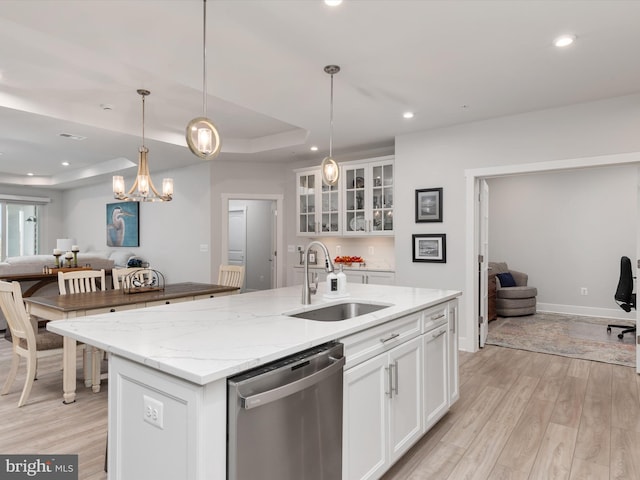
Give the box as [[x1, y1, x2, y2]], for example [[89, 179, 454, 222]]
[[240, 355, 345, 410]]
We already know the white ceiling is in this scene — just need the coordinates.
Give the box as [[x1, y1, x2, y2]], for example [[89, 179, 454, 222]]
[[1, 0, 639, 189]]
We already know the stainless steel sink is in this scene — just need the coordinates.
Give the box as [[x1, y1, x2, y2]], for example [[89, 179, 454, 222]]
[[287, 302, 392, 321]]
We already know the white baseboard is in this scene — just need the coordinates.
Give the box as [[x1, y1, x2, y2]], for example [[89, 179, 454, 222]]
[[537, 302, 637, 321]]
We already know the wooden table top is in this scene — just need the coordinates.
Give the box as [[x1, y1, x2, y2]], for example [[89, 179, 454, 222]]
[[23, 282, 238, 312]]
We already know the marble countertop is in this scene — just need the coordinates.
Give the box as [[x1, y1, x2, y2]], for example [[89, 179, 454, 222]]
[[293, 265, 394, 272], [47, 284, 460, 386]]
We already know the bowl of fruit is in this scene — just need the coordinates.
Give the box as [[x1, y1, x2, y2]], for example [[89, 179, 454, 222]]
[[334, 255, 364, 267]]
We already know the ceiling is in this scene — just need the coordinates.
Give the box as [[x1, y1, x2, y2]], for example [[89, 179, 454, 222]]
[[1, 0, 639, 190]]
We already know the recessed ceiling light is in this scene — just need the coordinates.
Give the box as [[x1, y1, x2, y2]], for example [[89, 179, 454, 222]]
[[325, 0, 343, 6], [61, 161, 70, 166], [27, 172, 34, 176], [59, 133, 87, 141], [100, 103, 113, 111], [554, 34, 576, 48], [310, 146, 319, 151], [403, 112, 414, 119]]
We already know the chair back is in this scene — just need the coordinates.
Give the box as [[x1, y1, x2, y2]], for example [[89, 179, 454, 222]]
[[0, 280, 34, 349], [615, 256, 635, 307], [112, 268, 159, 290], [58, 269, 106, 295], [218, 265, 245, 289]]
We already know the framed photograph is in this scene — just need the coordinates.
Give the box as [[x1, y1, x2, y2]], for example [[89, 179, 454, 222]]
[[106, 202, 140, 247], [415, 187, 443, 223], [412, 234, 446, 263]]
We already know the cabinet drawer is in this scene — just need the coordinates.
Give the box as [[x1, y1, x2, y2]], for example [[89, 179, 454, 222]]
[[85, 304, 141, 316], [340, 312, 421, 369], [422, 303, 448, 333], [146, 297, 192, 307]]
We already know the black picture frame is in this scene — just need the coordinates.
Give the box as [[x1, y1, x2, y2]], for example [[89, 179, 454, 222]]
[[412, 234, 446, 263], [415, 187, 443, 223]]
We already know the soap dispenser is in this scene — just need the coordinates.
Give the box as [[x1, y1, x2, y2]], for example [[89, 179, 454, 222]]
[[337, 264, 347, 295], [326, 270, 338, 294]]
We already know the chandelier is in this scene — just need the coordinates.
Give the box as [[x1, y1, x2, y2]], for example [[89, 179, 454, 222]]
[[113, 89, 174, 202], [185, 0, 221, 159], [320, 65, 340, 186]]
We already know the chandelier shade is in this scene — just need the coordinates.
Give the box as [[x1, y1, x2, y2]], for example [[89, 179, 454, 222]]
[[186, 0, 221, 160], [112, 89, 173, 202]]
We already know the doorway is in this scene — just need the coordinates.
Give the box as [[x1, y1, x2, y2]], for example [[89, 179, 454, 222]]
[[465, 152, 640, 374], [221, 193, 284, 291]]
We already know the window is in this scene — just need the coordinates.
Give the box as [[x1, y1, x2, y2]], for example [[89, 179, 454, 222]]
[[0, 195, 49, 260]]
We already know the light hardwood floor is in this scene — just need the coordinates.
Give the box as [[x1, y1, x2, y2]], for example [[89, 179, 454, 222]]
[[1, 337, 638, 480]]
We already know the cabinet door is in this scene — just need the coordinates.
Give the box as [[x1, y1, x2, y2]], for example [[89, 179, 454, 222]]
[[343, 353, 388, 480], [320, 180, 341, 234], [448, 300, 460, 405], [370, 161, 393, 234], [365, 271, 395, 285], [423, 323, 449, 431], [388, 336, 423, 463], [297, 171, 317, 236], [344, 271, 366, 284], [343, 165, 367, 235]]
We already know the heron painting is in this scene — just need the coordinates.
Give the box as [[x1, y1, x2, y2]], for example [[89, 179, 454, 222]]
[[106, 202, 139, 247]]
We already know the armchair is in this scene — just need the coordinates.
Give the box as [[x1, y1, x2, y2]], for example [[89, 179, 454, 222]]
[[489, 261, 537, 317]]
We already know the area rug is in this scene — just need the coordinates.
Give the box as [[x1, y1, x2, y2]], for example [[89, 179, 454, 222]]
[[486, 312, 636, 367]]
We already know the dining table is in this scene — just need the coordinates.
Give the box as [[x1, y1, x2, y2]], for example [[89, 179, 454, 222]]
[[24, 282, 239, 403]]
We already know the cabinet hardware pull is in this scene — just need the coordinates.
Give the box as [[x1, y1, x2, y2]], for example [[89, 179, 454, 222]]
[[110, 308, 116, 313], [392, 360, 399, 395], [165, 301, 170, 304], [431, 313, 445, 321], [380, 333, 400, 343], [432, 329, 446, 339], [385, 365, 393, 398]]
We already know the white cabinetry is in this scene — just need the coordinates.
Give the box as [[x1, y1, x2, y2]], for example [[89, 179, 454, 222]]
[[342, 316, 422, 480], [448, 299, 459, 404], [342, 156, 394, 236], [296, 168, 341, 236], [423, 321, 448, 430], [344, 270, 395, 285]]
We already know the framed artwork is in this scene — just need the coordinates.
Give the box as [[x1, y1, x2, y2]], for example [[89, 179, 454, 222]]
[[415, 187, 443, 223], [412, 234, 446, 263], [107, 202, 140, 247]]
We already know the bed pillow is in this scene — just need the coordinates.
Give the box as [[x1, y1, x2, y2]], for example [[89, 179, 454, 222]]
[[496, 272, 516, 287]]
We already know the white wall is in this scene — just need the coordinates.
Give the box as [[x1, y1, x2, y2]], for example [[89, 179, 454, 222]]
[[63, 162, 212, 283], [488, 166, 637, 320], [395, 93, 640, 351]]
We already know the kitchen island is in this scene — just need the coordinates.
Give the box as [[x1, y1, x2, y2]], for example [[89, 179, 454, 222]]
[[48, 283, 461, 480]]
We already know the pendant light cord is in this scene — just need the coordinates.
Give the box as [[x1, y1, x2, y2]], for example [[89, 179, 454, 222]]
[[202, 0, 207, 117], [329, 72, 334, 158], [141, 92, 146, 148]]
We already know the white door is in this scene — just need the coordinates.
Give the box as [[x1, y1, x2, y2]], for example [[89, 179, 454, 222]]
[[479, 179, 490, 347], [228, 207, 246, 267]]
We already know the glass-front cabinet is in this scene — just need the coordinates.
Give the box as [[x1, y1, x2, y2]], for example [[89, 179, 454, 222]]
[[296, 168, 341, 236], [343, 156, 394, 236]]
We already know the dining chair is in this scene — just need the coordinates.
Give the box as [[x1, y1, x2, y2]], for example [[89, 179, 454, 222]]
[[58, 269, 106, 294], [0, 280, 86, 407], [112, 267, 156, 290], [218, 265, 245, 291]]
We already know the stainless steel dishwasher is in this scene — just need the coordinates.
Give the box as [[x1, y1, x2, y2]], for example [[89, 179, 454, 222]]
[[227, 341, 345, 480]]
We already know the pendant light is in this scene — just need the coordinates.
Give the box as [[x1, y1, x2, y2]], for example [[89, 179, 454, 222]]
[[186, 0, 221, 159], [321, 65, 340, 186], [113, 89, 174, 202]]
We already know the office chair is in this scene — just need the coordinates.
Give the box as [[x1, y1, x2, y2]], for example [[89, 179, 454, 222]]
[[607, 256, 636, 339]]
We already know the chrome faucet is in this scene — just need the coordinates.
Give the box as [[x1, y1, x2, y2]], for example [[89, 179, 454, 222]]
[[302, 241, 335, 305]]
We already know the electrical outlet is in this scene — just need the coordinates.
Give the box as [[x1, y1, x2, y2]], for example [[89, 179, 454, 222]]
[[336, 245, 341, 255], [287, 245, 295, 253], [368, 246, 375, 255], [580, 287, 588, 296], [143, 395, 164, 429], [199, 244, 208, 252]]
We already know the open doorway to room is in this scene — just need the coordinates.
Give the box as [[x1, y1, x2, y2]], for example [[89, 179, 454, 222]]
[[465, 152, 640, 373], [221, 194, 284, 292]]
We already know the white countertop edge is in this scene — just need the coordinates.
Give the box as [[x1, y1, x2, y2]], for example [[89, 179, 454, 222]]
[[47, 285, 461, 386]]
